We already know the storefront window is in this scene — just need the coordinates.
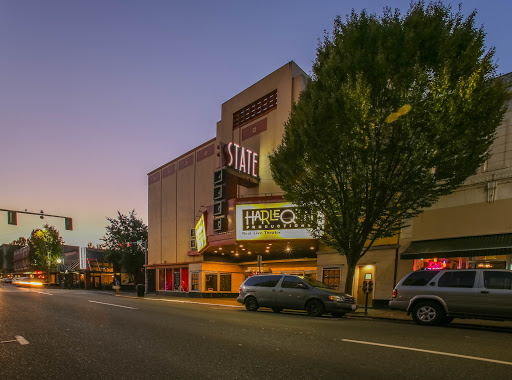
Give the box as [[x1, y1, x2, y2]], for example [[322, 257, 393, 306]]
[[205, 273, 218, 291], [323, 268, 341, 291], [165, 269, 173, 290], [191, 272, 199, 291], [220, 273, 231, 292]]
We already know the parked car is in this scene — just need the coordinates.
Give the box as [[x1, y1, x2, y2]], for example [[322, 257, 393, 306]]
[[237, 274, 357, 317], [0, 277, 12, 283], [390, 269, 512, 325]]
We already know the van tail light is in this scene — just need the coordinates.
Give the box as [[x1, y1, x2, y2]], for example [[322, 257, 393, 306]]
[[392, 289, 397, 298], [239, 287, 242, 293]]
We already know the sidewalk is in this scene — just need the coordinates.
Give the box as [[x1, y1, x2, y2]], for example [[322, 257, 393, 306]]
[[117, 291, 512, 329]]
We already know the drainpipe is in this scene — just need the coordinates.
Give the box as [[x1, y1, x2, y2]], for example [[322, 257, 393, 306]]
[[393, 247, 399, 288]]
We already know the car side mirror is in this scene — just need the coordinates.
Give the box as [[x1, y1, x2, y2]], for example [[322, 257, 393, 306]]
[[429, 282, 436, 286]]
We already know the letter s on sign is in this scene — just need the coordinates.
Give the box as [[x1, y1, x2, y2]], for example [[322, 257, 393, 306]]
[[227, 142, 234, 166]]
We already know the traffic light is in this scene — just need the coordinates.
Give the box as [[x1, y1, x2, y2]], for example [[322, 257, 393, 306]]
[[362, 280, 368, 293], [65, 217, 73, 231], [7, 211, 17, 225]]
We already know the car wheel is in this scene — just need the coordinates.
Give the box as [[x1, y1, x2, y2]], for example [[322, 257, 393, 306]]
[[331, 312, 346, 318], [411, 301, 445, 326], [306, 300, 325, 317], [245, 296, 259, 311], [272, 308, 282, 313]]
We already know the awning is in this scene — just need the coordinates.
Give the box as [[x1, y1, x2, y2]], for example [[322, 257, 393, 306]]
[[401, 233, 512, 260]]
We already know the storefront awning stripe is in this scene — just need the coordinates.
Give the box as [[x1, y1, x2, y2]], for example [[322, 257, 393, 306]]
[[401, 233, 512, 260]]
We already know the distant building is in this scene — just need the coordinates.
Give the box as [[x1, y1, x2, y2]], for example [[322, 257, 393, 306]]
[[0, 244, 19, 276]]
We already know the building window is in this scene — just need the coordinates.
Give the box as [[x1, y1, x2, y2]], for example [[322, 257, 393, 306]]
[[158, 269, 165, 291], [220, 273, 231, 292], [323, 268, 341, 291], [233, 89, 277, 129], [191, 272, 200, 291], [205, 273, 218, 291]]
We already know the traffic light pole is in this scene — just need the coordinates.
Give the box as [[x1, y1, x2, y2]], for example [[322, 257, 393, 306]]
[[1, 208, 73, 230]]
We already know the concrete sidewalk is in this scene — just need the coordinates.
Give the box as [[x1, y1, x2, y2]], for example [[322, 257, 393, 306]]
[[117, 291, 512, 329]]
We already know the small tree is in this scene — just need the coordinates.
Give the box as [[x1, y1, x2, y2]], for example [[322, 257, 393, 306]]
[[101, 210, 147, 284], [269, 2, 509, 294], [28, 225, 63, 272]]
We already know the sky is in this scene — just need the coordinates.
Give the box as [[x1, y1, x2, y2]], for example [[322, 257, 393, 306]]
[[1, 0, 511, 247]]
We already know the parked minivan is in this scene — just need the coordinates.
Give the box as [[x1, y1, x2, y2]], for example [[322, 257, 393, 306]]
[[390, 269, 512, 325], [237, 274, 357, 317]]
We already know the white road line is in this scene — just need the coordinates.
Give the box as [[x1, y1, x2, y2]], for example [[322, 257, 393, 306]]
[[15, 336, 29, 345], [0, 340, 17, 344], [342, 339, 512, 366], [144, 298, 243, 308], [37, 291, 53, 295], [88, 300, 138, 309]]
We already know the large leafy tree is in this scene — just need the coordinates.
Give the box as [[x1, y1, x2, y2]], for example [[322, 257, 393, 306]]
[[28, 225, 63, 272], [269, 2, 509, 294], [101, 210, 147, 282]]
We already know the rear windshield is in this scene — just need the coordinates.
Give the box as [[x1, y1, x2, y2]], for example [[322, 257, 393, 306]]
[[402, 271, 439, 286]]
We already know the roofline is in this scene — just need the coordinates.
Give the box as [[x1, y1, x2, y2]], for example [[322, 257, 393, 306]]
[[147, 137, 216, 176]]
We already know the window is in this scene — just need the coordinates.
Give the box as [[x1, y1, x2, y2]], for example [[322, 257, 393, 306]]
[[191, 272, 199, 291], [323, 268, 341, 291], [232, 89, 277, 129], [282, 276, 305, 289], [158, 269, 165, 291], [438, 271, 476, 288], [205, 274, 218, 291], [244, 275, 280, 287], [402, 271, 440, 286], [484, 271, 512, 290], [220, 274, 232, 292]]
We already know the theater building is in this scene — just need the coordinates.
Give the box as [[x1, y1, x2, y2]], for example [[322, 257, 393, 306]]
[[147, 62, 512, 306], [147, 61, 400, 305]]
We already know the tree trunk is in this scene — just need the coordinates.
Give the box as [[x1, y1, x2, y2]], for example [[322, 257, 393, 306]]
[[344, 259, 358, 295]]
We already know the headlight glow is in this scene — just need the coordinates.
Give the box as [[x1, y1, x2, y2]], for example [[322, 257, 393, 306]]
[[328, 295, 345, 302]]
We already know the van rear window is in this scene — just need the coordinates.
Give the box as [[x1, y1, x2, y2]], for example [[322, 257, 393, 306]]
[[244, 275, 280, 287], [402, 271, 439, 286]]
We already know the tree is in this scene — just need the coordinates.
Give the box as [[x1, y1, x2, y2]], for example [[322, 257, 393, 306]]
[[11, 236, 27, 246], [28, 225, 63, 272], [269, 1, 509, 294], [101, 210, 147, 283]]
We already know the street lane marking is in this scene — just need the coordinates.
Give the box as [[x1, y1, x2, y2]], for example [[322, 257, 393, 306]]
[[37, 291, 53, 295], [0, 339, 17, 344], [143, 298, 243, 308], [15, 336, 29, 345], [342, 339, 512, 366], [88, 300, 138, 309]]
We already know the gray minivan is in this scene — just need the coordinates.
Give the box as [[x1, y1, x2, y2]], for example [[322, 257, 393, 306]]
[[390, 269, 512, 325], [237, 274, 357, 317]]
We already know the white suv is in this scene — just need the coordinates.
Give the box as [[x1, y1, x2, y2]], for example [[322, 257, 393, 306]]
[[390, 269, 512, 325]]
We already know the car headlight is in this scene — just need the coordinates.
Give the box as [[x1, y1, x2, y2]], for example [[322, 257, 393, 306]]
[[328, 295, 345, 302]]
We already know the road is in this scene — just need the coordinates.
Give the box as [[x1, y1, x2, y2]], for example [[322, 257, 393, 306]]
[[1, 283, 511, 379]]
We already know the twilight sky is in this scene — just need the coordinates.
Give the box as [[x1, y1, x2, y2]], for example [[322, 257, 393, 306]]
[[1, 0, 511, 247]]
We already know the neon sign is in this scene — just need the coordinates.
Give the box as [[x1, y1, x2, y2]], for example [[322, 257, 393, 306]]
[[427, 259, 447, 270], [225, 142, 258, 178]]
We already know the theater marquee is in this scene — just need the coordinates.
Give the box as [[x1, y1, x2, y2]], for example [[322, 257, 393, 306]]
[[236, 202, 322, 241]]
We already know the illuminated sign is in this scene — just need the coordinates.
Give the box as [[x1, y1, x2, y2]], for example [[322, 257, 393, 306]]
[[236, 202, 322, 241], [427, 259, 447, 270], [195, 214, 207, 252], [225, 142, 258, 178]]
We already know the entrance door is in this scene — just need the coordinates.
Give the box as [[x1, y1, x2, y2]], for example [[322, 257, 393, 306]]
[[174, 269, 181, 291], [356, 265, 375, 305], [147, 269, 156, 292]]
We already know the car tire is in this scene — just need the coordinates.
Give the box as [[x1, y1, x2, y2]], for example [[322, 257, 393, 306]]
[[411, 301, 445, 326], [331, 312, 346, 318], [245, 296, 259, 312], [272, 308, 282, 313], [306, 300, 325, 317]]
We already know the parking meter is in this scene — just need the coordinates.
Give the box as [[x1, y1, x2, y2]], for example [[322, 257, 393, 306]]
[[362, 280, 368, 293], [368, 280, 374, 293]]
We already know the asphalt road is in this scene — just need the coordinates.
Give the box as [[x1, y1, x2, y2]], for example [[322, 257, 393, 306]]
[[1, 283, 511, 380]]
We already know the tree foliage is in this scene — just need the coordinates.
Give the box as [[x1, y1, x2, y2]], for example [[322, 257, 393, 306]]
[[269, 1, 509, 293], [101, 210, 147, 279], [10, 236, 27, 246], [28, 225, 63, 271]]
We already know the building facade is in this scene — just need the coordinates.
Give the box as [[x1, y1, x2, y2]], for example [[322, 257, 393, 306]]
[[147, 62, 512, 306]]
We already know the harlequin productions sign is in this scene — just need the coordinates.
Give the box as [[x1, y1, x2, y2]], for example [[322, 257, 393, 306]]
[[236, 202, 322, 241], [195, 214, 207, 252]]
